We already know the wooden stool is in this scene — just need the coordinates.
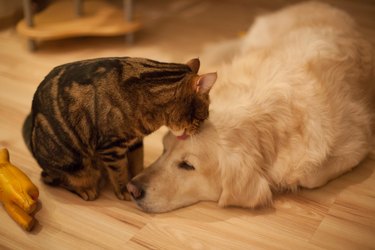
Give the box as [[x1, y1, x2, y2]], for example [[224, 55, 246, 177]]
[[17, 0, 141, 51]]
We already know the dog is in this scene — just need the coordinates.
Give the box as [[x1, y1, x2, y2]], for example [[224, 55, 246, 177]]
[[127, 2, 375, 213]]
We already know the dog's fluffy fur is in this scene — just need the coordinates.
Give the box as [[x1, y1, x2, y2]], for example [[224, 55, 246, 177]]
[[129, 2, 375, 213]]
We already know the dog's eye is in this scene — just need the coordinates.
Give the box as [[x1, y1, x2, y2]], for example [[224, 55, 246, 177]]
[[178, 161, 195, 170]]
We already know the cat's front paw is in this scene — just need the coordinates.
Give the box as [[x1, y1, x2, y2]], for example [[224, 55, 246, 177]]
[[114, 185, 131, 201], [75, 187, 99, 201]]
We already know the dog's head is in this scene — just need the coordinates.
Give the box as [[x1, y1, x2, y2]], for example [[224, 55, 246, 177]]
[[127, 121, 272, 213]]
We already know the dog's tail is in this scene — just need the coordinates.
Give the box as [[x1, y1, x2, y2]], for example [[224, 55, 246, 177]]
[[22, 113, 33, 153]]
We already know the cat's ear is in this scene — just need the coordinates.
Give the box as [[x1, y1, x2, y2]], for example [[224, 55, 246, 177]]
[[186, 58, 200, 74], [195, 72, 217, 94]]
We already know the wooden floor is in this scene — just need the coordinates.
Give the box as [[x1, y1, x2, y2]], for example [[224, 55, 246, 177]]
[[1, 0, 375, 249]]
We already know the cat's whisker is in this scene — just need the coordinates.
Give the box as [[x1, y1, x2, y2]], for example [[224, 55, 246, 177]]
[[189, 134, 197, 149]]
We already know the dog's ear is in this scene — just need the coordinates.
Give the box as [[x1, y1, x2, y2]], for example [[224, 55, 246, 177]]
[[217, 152, 272, 208]]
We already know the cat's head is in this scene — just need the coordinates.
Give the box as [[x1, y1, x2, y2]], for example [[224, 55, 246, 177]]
[[166, 58, 217, 139]]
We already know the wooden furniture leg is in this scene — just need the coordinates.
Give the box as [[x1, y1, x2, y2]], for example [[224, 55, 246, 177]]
[[75, 0, 83, 17], [124, 0, 134, 44], [22, 0, 37, 51]]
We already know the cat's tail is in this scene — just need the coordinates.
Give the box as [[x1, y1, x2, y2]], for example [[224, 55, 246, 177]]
[[22, 113, 33, 153]]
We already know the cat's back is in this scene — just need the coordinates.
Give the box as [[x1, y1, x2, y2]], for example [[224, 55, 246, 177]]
[[31, 57, 129, 116], [34, 57, 126, 94]]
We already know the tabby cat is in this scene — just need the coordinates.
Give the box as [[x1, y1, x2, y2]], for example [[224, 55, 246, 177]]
[[23, 57, 217, 201]]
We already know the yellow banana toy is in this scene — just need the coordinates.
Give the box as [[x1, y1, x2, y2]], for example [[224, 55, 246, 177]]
[[0, 148, 39, 231]]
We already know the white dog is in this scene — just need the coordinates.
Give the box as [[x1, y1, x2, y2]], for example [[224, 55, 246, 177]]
[[127, 2, 375, 213]]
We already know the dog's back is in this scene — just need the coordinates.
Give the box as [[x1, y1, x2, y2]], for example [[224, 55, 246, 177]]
[[211, 1, 375, 190]]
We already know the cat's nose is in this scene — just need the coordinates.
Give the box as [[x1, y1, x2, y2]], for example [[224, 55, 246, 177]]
[[127, 181, 145, 200]]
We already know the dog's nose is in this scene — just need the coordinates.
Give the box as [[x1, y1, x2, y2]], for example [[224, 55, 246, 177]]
[[126, 181, 145, 200]]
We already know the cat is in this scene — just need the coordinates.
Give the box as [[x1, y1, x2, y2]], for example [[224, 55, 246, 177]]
[[22, 57, 217, 201]]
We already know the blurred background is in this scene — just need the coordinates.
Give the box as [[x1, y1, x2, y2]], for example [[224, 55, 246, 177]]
[[2, 0, 375, 59]]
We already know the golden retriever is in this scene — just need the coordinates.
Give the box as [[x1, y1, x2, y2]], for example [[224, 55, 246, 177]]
[[127, 2, 375, 213]]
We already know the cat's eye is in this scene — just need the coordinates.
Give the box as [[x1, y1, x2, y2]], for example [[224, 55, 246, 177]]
[[178, 161, 195, 171]]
